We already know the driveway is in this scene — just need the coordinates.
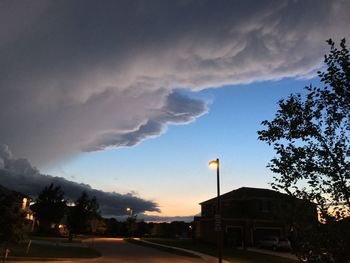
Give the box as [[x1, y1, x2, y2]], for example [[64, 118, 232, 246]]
[[9, 238, 223, 263]]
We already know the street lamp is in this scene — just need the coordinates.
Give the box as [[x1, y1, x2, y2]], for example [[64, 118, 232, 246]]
[[209, 158, 222, 263], [126, 207, 133, 216]]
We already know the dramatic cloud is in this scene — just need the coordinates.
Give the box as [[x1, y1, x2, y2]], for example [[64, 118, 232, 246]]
[[0, 0, 349, 166], [0, 145, 159, 216], [84, 91, 207, 151]]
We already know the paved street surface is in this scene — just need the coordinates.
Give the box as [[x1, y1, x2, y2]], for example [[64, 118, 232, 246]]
[[247, 247, 297, 260], [10, 238, 223, 263]]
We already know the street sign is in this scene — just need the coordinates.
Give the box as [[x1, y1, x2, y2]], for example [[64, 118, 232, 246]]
[[214, 214, 221, 232]]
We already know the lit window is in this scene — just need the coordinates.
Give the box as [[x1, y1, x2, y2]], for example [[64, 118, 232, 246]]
[[22, 198, 28, 209]]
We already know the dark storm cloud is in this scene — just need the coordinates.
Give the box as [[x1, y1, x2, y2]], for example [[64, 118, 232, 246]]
[[0, 145, 159, 216], [84, 92, 207, 151], [0, 0, 349, 166]]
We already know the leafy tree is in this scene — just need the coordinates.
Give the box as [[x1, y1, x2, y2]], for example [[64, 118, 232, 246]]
[[31, 183, 66, 234], [258, 39, 350, 261], [135, 220, 150, 237], [126, 215, 137, 237], [0, 186, 25, 262], [67, 191, 99, 240], [104, 218, 122, 236], [150, 221, 191, 238]]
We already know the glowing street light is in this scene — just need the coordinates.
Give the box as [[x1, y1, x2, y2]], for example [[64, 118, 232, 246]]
[[209, 158, 222, 263], [126, 207, 133, 216], [209, 160, 218, 169]]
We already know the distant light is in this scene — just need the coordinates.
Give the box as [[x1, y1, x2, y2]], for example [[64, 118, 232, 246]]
[[22, 197, 28, 209], [126, 207, 133, 216], [209, 160, 218, 169]]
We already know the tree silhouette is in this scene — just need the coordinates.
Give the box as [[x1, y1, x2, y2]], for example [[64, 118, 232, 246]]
[[258, 38, 350, 262], [31, 183, 66, 234], [0, 186, 25, 261], [67, 191, 99, 240]]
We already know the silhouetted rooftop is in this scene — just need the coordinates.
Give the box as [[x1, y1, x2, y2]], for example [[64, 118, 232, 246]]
[[0, 184, 29, 199], [199, 187, 290, 204]]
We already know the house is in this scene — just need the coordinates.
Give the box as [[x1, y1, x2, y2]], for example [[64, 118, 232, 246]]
[[194, 187, 317, 248], [0, 184, 35, 232]]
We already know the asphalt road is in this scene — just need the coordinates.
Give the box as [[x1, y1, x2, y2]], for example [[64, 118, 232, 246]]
[[10, 238, 220, 263]]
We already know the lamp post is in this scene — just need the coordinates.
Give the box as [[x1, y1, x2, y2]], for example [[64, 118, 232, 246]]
[[126, 207, 133, 216], [209, 158, 222, 263], [126, 207, 134, 237]]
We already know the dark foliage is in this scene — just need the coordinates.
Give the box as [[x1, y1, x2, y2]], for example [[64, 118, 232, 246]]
[[258, 39, 350, 262], [67, 191, 100, 240], [31, 183, 67, 234], [0, 186, 25, 245]]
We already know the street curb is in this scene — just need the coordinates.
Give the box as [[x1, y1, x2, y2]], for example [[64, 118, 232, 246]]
[[247, 248, 298, 261], [134, 239, 231, 263], [30, 240, 89, 247], [4, 256, 100, 261]]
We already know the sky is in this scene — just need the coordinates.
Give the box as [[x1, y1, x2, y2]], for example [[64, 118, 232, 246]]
[[1, 0, 350, 220]]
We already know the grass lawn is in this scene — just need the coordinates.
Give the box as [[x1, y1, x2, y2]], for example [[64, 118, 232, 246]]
[[3, 242, 100, 259], [142, 238, 297, 263]]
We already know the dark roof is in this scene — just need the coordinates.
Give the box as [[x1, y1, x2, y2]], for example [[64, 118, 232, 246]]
[[199, 187, 290, 204], [0, 184, 12, 194], [0, 184, 30, 200]]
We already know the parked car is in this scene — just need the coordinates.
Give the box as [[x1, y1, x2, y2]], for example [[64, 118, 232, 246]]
[[258, 236, 291, 251]]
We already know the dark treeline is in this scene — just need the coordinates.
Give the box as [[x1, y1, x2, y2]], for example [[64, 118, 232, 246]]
[[104, 218, 193, 238], [28, 183, 101, 240], [3, 182, 193, 240], [30, 183, 193, 239]]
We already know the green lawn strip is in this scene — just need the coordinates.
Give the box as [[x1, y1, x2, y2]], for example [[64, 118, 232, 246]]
[[125, 238, 200, 258], [142, 238, 297, 263], [5, 243, 100, 259]]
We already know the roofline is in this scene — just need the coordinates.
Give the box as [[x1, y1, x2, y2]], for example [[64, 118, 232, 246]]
[[0, 184, 32, 199], [199, 187, 289, 205]]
